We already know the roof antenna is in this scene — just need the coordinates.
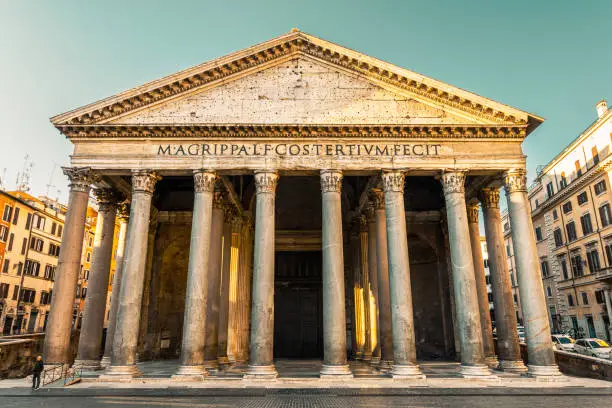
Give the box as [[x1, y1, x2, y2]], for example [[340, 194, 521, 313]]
[[15, 155, 33, 192]]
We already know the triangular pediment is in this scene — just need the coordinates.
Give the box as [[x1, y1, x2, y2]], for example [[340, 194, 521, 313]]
[[51, 30, 542, 135], [109, 56, 473, 126]]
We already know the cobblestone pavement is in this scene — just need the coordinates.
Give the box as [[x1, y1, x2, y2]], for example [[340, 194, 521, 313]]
[[3, 395, 611, 408]]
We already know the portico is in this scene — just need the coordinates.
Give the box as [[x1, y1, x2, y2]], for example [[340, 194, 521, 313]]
[[46, 30, 562, 381]]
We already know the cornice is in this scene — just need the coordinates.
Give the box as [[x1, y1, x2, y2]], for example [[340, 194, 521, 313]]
[[51, 31, 537, 132], [57, 123, 528, 140]]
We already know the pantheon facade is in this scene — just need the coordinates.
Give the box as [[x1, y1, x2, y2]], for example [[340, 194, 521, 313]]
[[44, 30, 562, 380]]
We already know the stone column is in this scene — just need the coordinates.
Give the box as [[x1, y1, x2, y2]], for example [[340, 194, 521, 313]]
[[174, 170, 216, 378], [605, 290, 612, 341], [44, 167, 97, 365], [359, 216, 372, 360], [239, 215, 254, 363], [102, 170, 160, 378], [382, 171, 424, 379], [480, 188, 527, 373], [371, 188, 393, 370], [441, 171, 491, 378], [101, 204, 130, 368], [365, 204, 380, 364], [349, 221, 361, 358], [245, 171, 279, 379], [203, 188, 225, 371], [75, 189, 122, 370], [227, 216, 243, 363], [217, 207, 234, 367], [504, 170, 562, 379], [319, 170, 352, 378], [466, 202, 498, 369]]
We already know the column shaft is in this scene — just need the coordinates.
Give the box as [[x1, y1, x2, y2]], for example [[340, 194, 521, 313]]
[[174, 170, 216, 378], [359, 220, 372, 360], [372, 189, 393, 369], [320, 170, 352, 377], [217, 211, 233, 366], [75, 189, 121, 369], [441, 171, 491, 378], [245, 172, 279, 379], [466, 203, 498, 369], [366, 206, 380, 363], [382, 171, 424, 379], [203, 192, 224, 370], [480, 188, 526, 372], [44, 168, 96, 365], [101, 206, 129, 368], [505, 170, 562, 379], [102, 170, 160, 378]]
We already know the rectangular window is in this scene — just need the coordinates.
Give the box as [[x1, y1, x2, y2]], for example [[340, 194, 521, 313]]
[[580, 213, 593, 235], [0, 225, 8, 242], [12, 285, 18, 300], [2, 205, 12, 222], [57, 225, 63, 237], [600, 204, 612, 227], [595, 180, 607, 195], [592, 146, 600, 165], [560, 172, 568, 189], [576, 160, 583, 177], [547, 286, 552, 297], [571, 254, 584, 277], [554, 228, 563, 247], [577, 191, 589, 205], [12, 207, 19, 225], [563, 201, 573, 214], [541, 261, 550, 278], [561, 258, 569, 280], [595, 290, 606, 304], [546, 182, 554, 198], [586, 249, 601, 272], [25, 213, 31, 230], [21, 238, 27, 255], [506, 245, 511, 256], [51, 222, 56, 235], [553, 209, 559, 220], [2, 259, 9, 273], [566, 221, 577, 241], [535, 227, 543, 241], [606, 243, 612, 266], [7, 233, 14, 251], [0, 283, 9, 298], [581, 292, 589, 305], [568, 294, 575, 307]]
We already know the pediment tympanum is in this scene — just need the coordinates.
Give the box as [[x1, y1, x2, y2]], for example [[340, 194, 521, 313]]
[[110, 57, 468, 126]]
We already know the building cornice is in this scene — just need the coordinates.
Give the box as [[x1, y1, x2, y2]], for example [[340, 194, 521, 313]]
[[57, 123, 528, 140], [50, 30, 540, 134]]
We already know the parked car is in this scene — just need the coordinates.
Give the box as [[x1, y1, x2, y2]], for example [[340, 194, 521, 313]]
[[552, 334, 575, 351], [517, 326, 526, 343], [573, 338, 611, 359]]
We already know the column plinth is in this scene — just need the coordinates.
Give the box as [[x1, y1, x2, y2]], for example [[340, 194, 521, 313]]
[[504, 170, 563, 380], [244, 171, 279, 380], [44, 167, 98, 365], [101, 170, 160, 379], [382, 171, 424, 379], [173, 170, 216, 379], [441, 171, 493, 378], [480, 187, 527, 373]]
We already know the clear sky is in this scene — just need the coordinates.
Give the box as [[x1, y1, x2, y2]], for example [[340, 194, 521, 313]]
[[1, 0, 611, 202]]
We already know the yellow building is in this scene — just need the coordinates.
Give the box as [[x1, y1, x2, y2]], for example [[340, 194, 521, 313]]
[[0, 190, 116, 335]]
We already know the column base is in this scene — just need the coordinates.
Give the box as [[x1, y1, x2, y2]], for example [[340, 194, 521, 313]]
[[243, 364, 278, 380], [459, 364, 497, 379], [320, 364, 353, 379], [172, 364, 209, 380], [217, 356, 231, 368], [390, 364, 425, 379], [499, 359, 528, 373], [99, 364, 142, 380], [527, 364, 565, 381], [378, 360, 393, 371], [354, 351, 364, 360], [370, 356, 381, 365], [100, 355, 111, 368], [73, 359, 102, 371], [484, 355, 499, 369], [362, 352, 372, 361]]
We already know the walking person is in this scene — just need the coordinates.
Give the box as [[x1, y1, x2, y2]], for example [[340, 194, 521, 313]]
[[32, 355, 44, 390]]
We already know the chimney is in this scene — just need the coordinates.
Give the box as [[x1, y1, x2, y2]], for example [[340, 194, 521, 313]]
[[596, 99, 608, 118]]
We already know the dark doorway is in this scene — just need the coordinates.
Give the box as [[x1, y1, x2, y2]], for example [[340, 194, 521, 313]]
[[274, 251, 323, 358]]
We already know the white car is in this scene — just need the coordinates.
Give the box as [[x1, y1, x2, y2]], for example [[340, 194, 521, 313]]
[[573, 338, 611, 359], [517, 326, 526, 343], [552, 334, 575, 351]]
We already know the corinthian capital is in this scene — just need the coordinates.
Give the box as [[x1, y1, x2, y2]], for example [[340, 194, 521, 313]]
[[212, 189, 225, 209], [320, 170, 343, 193], [254, 171, 279, 194], [62, 167, 99, 193], [93, 188, 124, 212], [440, 171, 466, 196], [381, 171, 405, 193], [479, 187, 500, 209], [131, 170, 161, 194], [369, 188, 385, 210], [117, 202, 130, 222], [504, 169, 527, 193], [467, 203, 480, 224], [193, 170, 216, 193]]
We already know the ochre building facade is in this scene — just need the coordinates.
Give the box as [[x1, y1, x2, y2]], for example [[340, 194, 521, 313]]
[[45, 31, 562, 380]]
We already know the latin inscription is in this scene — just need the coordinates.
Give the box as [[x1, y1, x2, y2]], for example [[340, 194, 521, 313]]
[[157, 143, 442, 157]]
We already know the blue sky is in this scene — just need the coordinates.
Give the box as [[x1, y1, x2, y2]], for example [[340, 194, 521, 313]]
[[1, 0, 611, 201]]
